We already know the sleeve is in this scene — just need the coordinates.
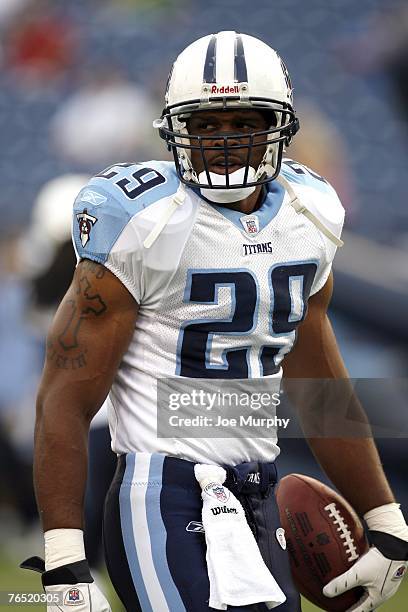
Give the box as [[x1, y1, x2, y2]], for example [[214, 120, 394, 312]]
[[72, 183, 144, 303], [308, 190, 345, 296]]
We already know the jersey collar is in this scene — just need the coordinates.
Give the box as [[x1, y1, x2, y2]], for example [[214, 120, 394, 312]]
[[192, 181, 286, 235]]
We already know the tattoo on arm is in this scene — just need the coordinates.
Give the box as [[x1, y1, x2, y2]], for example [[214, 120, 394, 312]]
[[80, 259, 107, 279], [47, 267, 108, 370], [47, 340, 87, 370], [59, 276, 107, 350]]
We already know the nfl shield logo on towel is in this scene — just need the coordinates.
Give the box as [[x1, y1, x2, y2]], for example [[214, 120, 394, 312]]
[[204, 482, 230, 502], [213, 485, 228, 502]]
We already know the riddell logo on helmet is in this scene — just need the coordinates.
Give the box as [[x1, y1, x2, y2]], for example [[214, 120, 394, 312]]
[[211, 85, 240, 94]]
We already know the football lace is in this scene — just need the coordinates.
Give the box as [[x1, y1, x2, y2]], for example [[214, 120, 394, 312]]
[[324, 502, 359, 562]]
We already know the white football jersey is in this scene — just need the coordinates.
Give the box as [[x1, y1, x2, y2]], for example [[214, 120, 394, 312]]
[[72, 159, 344, 465]]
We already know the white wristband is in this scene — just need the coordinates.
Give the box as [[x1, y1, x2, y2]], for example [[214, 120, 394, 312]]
[[44, 529, 85, 571], [364, 503, 408, 542]]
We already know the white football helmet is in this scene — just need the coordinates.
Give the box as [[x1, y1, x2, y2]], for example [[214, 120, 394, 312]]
[[155, 31, 299, 193]]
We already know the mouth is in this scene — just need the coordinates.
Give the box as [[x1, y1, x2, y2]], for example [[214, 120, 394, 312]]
[[208, 156, 244, 175]]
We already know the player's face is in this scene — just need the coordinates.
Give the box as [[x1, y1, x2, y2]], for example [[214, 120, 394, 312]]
[[186, 109, 272, 177]]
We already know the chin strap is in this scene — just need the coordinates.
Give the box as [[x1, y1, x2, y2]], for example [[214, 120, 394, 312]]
[[276, 174, 344, 248], [143, 182, 186, 249]]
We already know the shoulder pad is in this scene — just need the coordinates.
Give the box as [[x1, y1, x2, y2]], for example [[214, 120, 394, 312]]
[[89, 160, 179, 213], [72, 161, 179, 263], [281, 158, 335, 196], [280, 159, 344, 244]]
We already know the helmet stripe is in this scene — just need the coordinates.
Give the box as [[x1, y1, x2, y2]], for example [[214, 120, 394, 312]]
[[203, 35, 217, 83], [234, 34, 248, 83]]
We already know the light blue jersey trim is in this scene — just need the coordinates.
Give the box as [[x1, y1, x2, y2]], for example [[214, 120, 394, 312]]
[[119, 455, 153, 612], [201, 180, 286, 233], [146, 454, 186, 612], [89, 161, 179, 216], [73, 161, 179, 264], [73, 184, 131, 265], [280, 158, 334, 195]]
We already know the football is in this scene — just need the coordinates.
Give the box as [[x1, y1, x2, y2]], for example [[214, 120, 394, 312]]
[[276, 474, 369, 611]]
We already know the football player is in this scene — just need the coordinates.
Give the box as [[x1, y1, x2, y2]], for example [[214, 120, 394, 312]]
[[25, 32, 407, 611]]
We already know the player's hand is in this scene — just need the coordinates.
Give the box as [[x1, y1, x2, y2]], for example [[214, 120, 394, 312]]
[[323, 546, 407, 611], [20, 556, 111, 611], [44, 582, 111, 611]]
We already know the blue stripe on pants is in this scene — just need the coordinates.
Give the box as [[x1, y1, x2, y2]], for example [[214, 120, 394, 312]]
[[119, 454, 153, 612], [146, 453, 186, 611]]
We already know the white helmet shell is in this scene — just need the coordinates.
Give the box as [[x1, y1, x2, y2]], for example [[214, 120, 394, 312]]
[[157, 31, 299, 193], [166, 30, 293, 110]]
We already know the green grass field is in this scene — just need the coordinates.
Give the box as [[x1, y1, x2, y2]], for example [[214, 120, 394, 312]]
[[1, 548, 407, 611]]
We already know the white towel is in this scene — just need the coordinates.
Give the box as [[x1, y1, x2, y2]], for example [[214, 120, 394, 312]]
[[194, 464, 286, 610]]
